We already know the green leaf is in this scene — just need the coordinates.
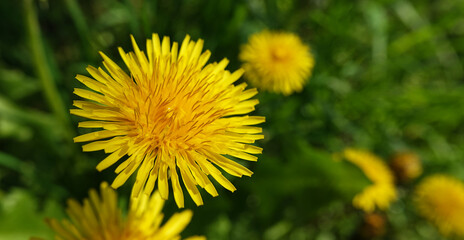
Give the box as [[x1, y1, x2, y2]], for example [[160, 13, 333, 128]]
[[0, 188, 64, 240]]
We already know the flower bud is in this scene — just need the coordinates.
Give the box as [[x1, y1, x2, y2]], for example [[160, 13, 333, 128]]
[[390, 152, 422, 183], [359, 213, 387, 239]]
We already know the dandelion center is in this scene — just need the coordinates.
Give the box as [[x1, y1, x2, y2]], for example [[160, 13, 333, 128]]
[[270, 47, 290, 62], [128, 70, 226, 152]]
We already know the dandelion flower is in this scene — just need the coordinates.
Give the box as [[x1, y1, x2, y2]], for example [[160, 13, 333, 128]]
[[343, 148, 397, 212], [71, 34, 264, 208], [239, 30, 314, 95], [390, 152, 422, 183], [47, 182, 205, 240], [414, 174, 464, 237]]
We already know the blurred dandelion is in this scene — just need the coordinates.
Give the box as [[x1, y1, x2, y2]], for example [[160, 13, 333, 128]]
[[239, 30, 314, 95], [343, 148, 397, 212], [359, 213, 387, 239], [414, 174, 464, 237], [71, 34, 264, 208], [46, 182, 205, 240], [389, 152, 422, 183]]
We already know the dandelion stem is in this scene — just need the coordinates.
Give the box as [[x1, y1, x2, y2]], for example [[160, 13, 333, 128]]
[[63, 0, 94, 60], [23, 0, 73, 139]]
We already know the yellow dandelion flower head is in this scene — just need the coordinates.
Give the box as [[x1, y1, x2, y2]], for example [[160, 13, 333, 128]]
[[71, 34, 265, 208], [47, 182, 205, 240], [343, 148, 397, 212], [239, 30, 315, 95], [414, 174, 464, 237]]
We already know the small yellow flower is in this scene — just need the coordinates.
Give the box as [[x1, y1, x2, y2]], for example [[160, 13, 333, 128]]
[[414, 174, 464, 237], [71, 34, 264, 207], [343, 148, 397, 212], [239, 30, 314, 95], [47, 182, 205, 240]]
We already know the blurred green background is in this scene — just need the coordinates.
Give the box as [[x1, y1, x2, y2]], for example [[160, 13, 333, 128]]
[[1, 0, 464, 239]]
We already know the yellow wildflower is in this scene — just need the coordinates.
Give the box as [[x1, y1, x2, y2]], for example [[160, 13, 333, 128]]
[[47, 182, 205, 240], [71, 34, 264, 208], [239, 30, 314, 95], [343, 148, 397, 212], [414, 174, 464, 237]]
